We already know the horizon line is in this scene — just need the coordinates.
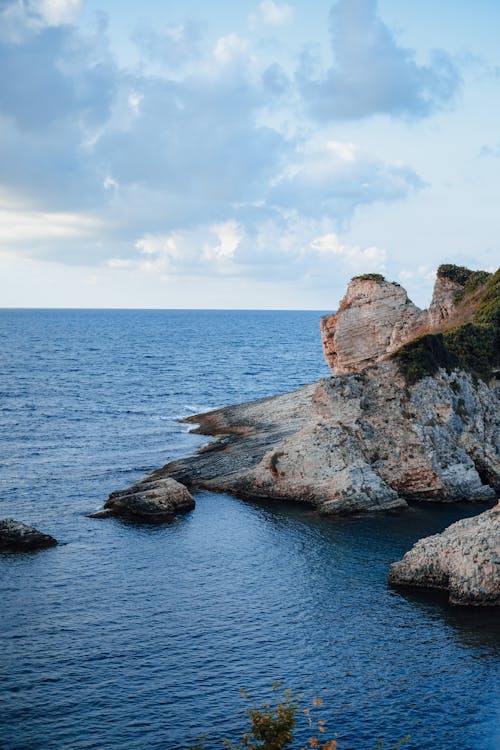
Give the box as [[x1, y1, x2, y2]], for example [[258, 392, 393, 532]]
[[0, 306, 331, 312]]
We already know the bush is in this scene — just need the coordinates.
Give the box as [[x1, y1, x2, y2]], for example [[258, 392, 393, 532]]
[[395, 265, 499, 383], [190, 684, 410, 750], [444, 323, 496, 381], [393, 334, 460, 384], [437, 264, 477, 285]]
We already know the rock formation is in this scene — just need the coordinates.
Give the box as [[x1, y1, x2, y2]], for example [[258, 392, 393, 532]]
[[97, 264, 499, 521], [0, 518, 58, 552], [321, 275, 426, 375], [156, 361, 497, 513], [91, 477, 195, 522], [389, 502, 500, 606], [96, 263, 499, 602], [321, 265, 497, 376]]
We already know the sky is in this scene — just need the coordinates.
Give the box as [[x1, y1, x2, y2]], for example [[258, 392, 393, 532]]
[[0, 0, 499, 309]]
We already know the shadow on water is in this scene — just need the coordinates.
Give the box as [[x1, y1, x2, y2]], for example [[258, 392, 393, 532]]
[[393, 587, 500, 653], [225, 492, 500, 650]]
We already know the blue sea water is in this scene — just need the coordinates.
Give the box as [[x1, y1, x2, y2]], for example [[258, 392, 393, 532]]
[[0, 309, 498, 750]]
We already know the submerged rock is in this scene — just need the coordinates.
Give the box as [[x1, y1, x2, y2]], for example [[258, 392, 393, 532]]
[[92, 477, 195, 523], [0, 518, 58, 552], [388, 502, 500, 606]]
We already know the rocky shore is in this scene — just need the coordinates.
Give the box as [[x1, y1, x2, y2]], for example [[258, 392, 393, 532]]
[[96, 264, 499, 604], [389, 502, 500, 606]]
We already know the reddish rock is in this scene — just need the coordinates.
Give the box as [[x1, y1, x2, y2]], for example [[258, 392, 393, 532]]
[[321, 277, 426, 375]]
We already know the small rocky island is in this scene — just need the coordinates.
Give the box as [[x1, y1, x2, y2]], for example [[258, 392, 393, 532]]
[[99, 264, 499, 604], [0, 519, 58, 553]]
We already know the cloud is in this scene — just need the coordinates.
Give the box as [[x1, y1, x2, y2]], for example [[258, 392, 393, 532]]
[[297, 0, 460, 121], [269, 140, 423, 220], [480, 143, 500, 158], [133, 21, 202, 68], [0, 204, 100, 243], [0, 0, 424, 280], [309, 233, 386, 272], [255, 1, 295, 27]]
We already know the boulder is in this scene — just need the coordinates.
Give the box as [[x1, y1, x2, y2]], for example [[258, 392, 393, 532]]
[[0, 518, 58, 552], [388, 502, 500, 606], [91, 477, 195, 522]]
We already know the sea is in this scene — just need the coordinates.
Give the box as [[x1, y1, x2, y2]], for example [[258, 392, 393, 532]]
[[0, 309, 498, 750]]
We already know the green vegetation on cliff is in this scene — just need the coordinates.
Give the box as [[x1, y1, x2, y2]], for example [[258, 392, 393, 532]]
[[352, 273, 386, 283], [395, 267, 499, 383], [394, 334, 460, 384]]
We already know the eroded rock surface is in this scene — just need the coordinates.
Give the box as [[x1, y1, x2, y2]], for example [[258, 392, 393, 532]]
[[93, 477, 195, 523], [147, 362, 499, 516], [388, 502, 500, 605], [321, 277, 426, 375], [0, 518, 58, 552]]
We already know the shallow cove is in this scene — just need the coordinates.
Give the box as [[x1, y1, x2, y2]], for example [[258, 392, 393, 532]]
[[0, 309, 498, 750]]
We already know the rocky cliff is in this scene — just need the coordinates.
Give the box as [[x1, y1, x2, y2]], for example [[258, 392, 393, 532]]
[[98, 264, 499, 528], [321, 265, 498, 379], [320, 275, 426, 375]]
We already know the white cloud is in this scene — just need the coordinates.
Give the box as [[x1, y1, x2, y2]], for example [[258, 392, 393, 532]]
[[203, 221, 242, 262], [309, 233, 386, 273], [0, 205, 100, 244], [213, 33, 248, 65], [257, 1, 294, 27], [326, 141, 359, 162], [34, 0, 83, 27]]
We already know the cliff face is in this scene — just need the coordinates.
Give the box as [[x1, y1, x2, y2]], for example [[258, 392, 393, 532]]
[[321, 265, 497, 377], [321, 277, 426, 375], [110, 359, 498, 518]]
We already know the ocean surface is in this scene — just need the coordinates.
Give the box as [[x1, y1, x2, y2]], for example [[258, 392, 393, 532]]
[[0, 309, 498, 750]]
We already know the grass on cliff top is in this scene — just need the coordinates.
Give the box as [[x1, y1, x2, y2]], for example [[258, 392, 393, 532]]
[[437, 263, 491, 288], [395, 267, 499, 383], [352, 273, 386, 283]]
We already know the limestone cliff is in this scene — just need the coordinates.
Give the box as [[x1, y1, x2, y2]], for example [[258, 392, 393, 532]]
[[98, 264, 499, 526], [321, 265, 498, 378], [320, 275, 426, 375]]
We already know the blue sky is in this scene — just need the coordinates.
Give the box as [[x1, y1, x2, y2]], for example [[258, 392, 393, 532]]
[[0, 0, 499, 308]]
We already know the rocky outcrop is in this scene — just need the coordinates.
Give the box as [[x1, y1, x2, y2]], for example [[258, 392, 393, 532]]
[[320, 266, 494, 376], [388, 502, 500, 606], [100, 266, 498, 520], [320, 276, 426, 375], [137, 361, 499, 515], [427, 272, 465, 329], [92, 477, 195, 523], [0, 518, 58, 552]]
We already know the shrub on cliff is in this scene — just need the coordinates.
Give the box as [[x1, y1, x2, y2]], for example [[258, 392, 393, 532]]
[[394, 333, 460, 384], [352, 273, 386, 283], [395, 266, 499, 383]]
